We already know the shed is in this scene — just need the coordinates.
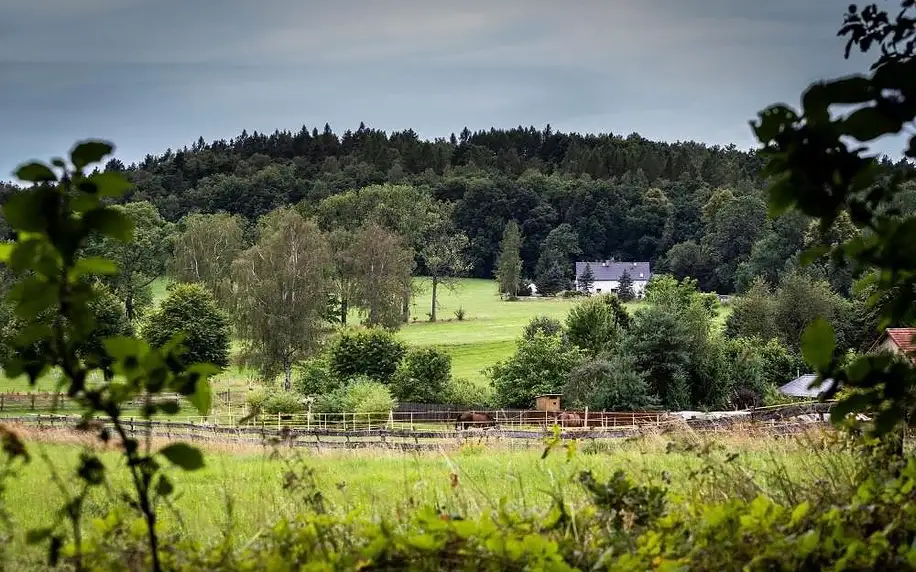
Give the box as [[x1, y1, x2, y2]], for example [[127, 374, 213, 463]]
[[534, 394, 562, 412], [779, 374, 834, 399], [869, 328, 916, 361]]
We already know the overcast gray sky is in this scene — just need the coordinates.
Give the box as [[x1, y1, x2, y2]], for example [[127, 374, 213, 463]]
[[0, 0, 893, 177]]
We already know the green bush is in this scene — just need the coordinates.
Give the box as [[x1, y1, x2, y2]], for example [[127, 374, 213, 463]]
[[261, 391, 304, 415], [315, 386, 349, 413], [142, 282, 231, 368], [565, 353, 659, 411], [565, 295, 627, 356], [329, 328, 407, 383], [293, 356, 340, 396], [488, 332, 582, 408], [522, 315, 564, 340], [343, 378, 397, 413], [315, 377, 397, 413], [392, 346, 452, 403], [245, 387, 268, 413], [445, 378, 495, 408]]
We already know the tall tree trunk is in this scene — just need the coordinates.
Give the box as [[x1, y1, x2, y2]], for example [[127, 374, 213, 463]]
[[340, 297, 348, 326], [125, 293, 135, 322], [430, 276, 438, 322], [283, 361, 292, 392], [401, 289, 410, 323]]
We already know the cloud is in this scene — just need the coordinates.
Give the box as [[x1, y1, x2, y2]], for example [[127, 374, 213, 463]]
[[0, 0, 898, 176]]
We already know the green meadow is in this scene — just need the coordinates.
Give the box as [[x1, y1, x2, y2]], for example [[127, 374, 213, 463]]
[[0, 428, 834, 568], [0, 277, 731, 404]]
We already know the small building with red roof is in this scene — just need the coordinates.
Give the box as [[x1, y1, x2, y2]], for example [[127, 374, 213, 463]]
[[871, 328, 916, 360]]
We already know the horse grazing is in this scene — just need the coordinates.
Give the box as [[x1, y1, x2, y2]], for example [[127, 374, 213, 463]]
[[556, 412, 583, 428], [455, 411, 496, 431]]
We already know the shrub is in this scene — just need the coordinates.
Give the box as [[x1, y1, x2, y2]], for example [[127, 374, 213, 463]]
[[245, 387, 268, 413], [392, 347, 452, 403], [565, 295, 625, 356], [561, 290, 584, 298], [445, 378, 495, 408], [329, 328, 407, 383], [759, 336, 804, 385], [343, 378, 397, 413], [565, 353, 659, 411], [293, 357, 340, 396], [262, 391, 304, 415], [314, 377, 397, 413], [454, 307, 466, 321], [315, 386, 349, 413], [523, 315, 564, 340], [489, 332, 582, 408], [142, 283, 231, 368]]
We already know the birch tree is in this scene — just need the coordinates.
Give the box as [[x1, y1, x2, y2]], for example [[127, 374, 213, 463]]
[[231, 208, 332, 389], [171, 212, 246, 308]]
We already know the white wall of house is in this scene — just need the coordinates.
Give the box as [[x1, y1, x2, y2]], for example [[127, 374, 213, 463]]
[[579, 279, 649, 297]]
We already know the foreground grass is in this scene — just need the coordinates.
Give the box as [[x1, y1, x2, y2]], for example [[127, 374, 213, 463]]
[[2, 427, 844, 567]]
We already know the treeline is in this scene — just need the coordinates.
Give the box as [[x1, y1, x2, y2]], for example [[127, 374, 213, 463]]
[[2, 125, 913, 293]]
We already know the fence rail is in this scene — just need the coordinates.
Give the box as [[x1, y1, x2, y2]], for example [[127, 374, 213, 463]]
[[0, 390, 234, 412], [0, 408, 834, 451]]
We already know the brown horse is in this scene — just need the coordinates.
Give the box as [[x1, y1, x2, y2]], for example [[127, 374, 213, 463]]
[[556, 412, 583, 428], [455, 411, 496, 431]]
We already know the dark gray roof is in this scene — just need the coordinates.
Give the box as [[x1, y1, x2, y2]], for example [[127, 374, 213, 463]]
[[575, 261, 652, 282], [779, 374, 834, 398]]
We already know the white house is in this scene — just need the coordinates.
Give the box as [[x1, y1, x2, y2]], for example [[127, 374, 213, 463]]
[[574, 260, 652, 297]]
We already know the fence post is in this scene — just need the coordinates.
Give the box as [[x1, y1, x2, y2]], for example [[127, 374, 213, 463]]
[[410, 412, 414, 432], [1, 394, 4, 412], [584, 407, 589, 429], [277, 413, 280, 431], [30, 394, 35, 411]]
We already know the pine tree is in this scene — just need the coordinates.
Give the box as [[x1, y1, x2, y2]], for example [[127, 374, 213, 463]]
[[618, 270, 635, 302], [535, 262, 568, 296], [579, 263, 595, 295], [495, 221, 523, 299]]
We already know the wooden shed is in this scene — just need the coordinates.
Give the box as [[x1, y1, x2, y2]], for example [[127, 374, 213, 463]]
[[534, 394, 562, 412]]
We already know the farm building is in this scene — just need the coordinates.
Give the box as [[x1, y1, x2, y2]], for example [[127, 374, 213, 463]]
[[574, 260, 652, 297], [778, 374, 834, 399], [534, 394, 562, 412], [870, 328, 916, 361]]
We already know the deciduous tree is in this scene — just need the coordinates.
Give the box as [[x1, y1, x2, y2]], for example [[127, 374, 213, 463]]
[[420, 222, 469, 322], [231, 208, 333, 389], [171, 212, 246, 308], [143, 282, 231, 369], [349, 222, 415, 329], [84, 201, 174, 320]]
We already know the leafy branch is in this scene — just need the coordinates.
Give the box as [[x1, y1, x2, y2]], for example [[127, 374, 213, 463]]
[[2, 141, 217, 571]]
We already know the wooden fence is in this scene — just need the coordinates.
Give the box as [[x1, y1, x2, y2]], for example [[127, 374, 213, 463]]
[[0, 408, 834, 451], [0, 390, 234, 412]]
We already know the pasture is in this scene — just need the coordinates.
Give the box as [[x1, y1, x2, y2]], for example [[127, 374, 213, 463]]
[[0, 425, 841, 568], [0, 277, 732, 409]]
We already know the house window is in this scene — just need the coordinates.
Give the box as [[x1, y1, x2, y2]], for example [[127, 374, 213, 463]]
[[596, 288, 602, 293]]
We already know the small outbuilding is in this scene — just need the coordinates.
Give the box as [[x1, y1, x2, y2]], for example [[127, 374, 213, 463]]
[[870, 328, 916, 362], [534, 394, 562, 412], [778, 374, 834, 399]]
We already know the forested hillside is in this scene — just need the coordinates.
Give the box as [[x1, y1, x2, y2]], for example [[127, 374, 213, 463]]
[[3, 124, 911, 293]]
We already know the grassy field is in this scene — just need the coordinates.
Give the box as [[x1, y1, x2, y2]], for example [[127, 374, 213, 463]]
[[0, 277, 731, 405], [0, 427, 840, 567]]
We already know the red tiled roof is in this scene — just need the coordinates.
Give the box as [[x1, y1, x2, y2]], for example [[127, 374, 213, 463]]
[[886, 328, 916, 354]]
